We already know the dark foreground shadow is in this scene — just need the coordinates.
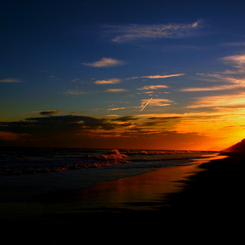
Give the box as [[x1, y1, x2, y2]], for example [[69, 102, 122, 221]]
[[164, 153, 245, 220], [2, 153, 245, 244]]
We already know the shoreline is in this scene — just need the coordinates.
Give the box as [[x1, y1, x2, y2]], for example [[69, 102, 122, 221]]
[[2, 153, 242, 243], [0, 155, 223, 220], [165, 152, 245, 217], [0, 162, 202, 220]]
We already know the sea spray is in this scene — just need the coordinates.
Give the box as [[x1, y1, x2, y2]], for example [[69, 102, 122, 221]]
[[0, 147, 217, 176], [0, 147, 219, 202], [0, 148, 130, 175], [91, 149, 128, 162]]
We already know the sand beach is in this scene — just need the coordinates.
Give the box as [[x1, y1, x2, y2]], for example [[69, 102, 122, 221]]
[[0, 145, 245, 244], [2, 152, 243, 243]]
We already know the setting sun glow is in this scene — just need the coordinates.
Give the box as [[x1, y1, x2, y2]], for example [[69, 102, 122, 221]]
[[1, 1, 245, 151]]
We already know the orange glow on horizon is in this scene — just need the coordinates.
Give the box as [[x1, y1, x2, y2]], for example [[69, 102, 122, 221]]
[[1, 107, 245, 151]]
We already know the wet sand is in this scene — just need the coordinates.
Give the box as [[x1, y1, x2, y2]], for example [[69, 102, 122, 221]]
[[1, 153, 244, 243], [0, 162, 203, 223], [166, 153, 245, 218]]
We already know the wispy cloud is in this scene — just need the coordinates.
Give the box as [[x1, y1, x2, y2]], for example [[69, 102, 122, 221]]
[[94, 78, 121, 84], [107, 107, 126, 111], [126, 73, 185, 80], [105, 88, 128, 92], [125, 76, 139, 80], [136, 112, 232, 118], [141, 98, 174, 107], [142, 73, 185, 79], [83, 57, 125, 67], [64, 90, 85, 95], [103, 20, 202, 43], [180, 84, 243, 92], [221, 54, 245, 70], [0, 78, 21, 83], [138, 85, 169, 90], [106, 114, 120, 117], [181, 53, 245, 92], [220, 42, 245, 48], [187, 92, 245, 109]]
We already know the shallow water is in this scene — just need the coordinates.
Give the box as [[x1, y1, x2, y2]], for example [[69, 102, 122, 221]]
[[0, 148, 225, 224], [0, 147, 218, 202]]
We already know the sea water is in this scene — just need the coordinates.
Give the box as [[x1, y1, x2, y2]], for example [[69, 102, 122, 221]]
[[0, 146, 218, 202]]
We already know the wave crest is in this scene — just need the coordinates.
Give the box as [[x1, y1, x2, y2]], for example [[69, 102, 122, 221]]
[[0, 149, 130, 176]]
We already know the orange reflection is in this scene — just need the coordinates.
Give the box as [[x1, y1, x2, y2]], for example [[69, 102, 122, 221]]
[[74, 164, 204, 212]]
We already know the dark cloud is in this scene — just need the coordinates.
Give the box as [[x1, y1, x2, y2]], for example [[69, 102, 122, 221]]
[[0, 115, 134, 137], [140, 116, 182, 126], [0, 115, 216, 149], [39, 110, 60, 116], [25, 115, 118, 131], [0, 114, 141, 147], [111, 116, 139, 122], [148, 116, 182, 120], [141, 121, 160, 126]]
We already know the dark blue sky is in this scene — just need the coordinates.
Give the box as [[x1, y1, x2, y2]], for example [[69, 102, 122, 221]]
[[1, 0, 245, 150]]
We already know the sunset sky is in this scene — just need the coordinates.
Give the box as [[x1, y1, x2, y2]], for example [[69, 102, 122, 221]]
[[1, 0, 245, 150]]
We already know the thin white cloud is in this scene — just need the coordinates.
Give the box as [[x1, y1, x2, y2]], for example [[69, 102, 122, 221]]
[[107, 107, 126, 111], [138, 85, 169, 90], [180, 84, 244, 92], [0, 78, 21, 83], [105, 88, 128, 92], [142, 73, 185, 79], [125, 76, 139, 80], [187, 92, 245, 109], [141, 98, 174, 107], [104, 20, 202, 43], [136, 111, 233, 118], [181, 54, 245, 92], [64, 90, 85, 95], [221, 54, 245, 70], [83, 57, 125, 67], [220, 42, 245, 47], [126, 73, 185, 80], [94, 78, 121, 84]]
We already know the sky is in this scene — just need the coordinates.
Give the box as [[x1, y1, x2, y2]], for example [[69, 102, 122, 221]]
[[1, 0, 245, 150]]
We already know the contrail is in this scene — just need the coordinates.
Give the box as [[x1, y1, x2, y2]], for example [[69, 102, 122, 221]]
[[140, 98, 153, 111]]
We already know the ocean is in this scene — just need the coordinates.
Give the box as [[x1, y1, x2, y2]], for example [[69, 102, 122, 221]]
[[0, 146, 219, 203], [0, 146, 232, 243]]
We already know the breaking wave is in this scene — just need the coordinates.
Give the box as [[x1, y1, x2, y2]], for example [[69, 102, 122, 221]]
[[0, 147, 217, 176], [0, 148, 130, 175]]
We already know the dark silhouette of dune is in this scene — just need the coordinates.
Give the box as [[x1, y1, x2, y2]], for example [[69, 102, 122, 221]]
[[223, 138, 245, 152]]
